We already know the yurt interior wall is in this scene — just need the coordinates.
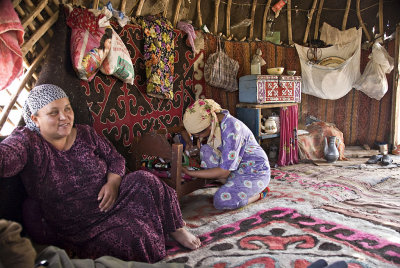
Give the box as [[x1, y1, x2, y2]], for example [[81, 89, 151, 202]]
[[2, 0, 400, 149]]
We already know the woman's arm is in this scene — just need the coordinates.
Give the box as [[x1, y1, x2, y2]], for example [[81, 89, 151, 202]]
[[182, 166, 230, 180], [97, 172, 122, 212]]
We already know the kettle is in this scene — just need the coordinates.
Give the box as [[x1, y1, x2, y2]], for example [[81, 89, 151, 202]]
[[264, 118, 277, 135]]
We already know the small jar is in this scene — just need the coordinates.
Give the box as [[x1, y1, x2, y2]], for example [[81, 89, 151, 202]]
[[264, 118, 277, 134]]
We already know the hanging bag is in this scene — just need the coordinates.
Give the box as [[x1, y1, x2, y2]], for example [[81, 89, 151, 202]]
[[204, 38, 239, 92]]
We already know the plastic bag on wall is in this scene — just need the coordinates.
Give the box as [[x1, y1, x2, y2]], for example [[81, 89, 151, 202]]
[[354, 42, 394, 100]]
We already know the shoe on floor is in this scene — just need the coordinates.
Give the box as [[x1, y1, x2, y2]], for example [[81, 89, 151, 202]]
[[366, 154, 383, 164], [381, 154, 393, 166]]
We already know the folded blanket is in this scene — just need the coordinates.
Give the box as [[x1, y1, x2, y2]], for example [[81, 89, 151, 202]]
[[0, 0, 24, 91]]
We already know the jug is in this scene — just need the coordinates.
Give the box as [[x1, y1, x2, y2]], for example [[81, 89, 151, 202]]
[[324, 136, 340, 163], [264, 118, 277, 134]]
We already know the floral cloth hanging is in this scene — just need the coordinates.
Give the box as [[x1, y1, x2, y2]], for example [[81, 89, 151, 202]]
[[138, 15, 176, 100]]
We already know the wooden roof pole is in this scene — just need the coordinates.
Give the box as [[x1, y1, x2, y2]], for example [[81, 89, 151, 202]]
[[226, 0, 232, 37], [92, 0, 99, 9], [314, 0, 324, 39], [342, 0, 351, 30], [379, 0, 383, 36], [136, 0, 145, 17], [21, 0, 48, 29], [213, 0, 220, 34], [287, 0, 293, 45], [262, 0, 273, 41], [249, 0, 257, 40], [356, 0, 371, 42], [173, 0, 183, 27], [196, 0, 202, 28], [0, 44, 49, 131], [120, 0, 126, 13], [303, 0, 318, 45], [163, 0, 170, 17]]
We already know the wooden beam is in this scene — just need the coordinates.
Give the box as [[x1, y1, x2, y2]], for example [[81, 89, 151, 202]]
[[249, 0, 257, 40], [379, 0, 384, 36], [120, 0, 127, 13], [390, 25, 400, 150], [21, 0, 48, 29], [314, 0, 324, 39], [226, 0, 232, 37], [173, 0, 183, 27], [287, 0, 293, 45], [303, 0, 318, 44], [163, 0, 170, 17], [92, 0, 99, 9], [342, 0, 351, 30], [213, 0, 220, 34], [356, 0, 371, 42], [0, 44, 49, 131], [136, 0, 145, 17], [262, 0, 273, 41], [21, 10, 59, 57], [196, 0, 202, 28]]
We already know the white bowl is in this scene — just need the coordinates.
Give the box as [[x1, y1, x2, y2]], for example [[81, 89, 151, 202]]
[[287, 70, 296, 76], [267, 67, 284, 75]]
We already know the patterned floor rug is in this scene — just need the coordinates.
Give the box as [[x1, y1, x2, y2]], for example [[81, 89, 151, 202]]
[[160, 169, 400, 268]]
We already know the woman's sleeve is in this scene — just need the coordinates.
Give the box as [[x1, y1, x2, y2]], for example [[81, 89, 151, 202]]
[[0, 128, 29, 178], [88, 126, 126, 177], [219, 119, 246, 171]]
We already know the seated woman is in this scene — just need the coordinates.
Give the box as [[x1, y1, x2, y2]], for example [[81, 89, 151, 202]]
[[0, 84, 200, 263], [182, 99, 270, 210]]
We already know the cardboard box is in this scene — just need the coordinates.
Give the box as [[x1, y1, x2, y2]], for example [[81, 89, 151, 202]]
[[239, 75, 301, 103]]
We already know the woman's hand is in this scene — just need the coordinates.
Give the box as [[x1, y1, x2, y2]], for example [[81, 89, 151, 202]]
[[98, 173, 122, 212]]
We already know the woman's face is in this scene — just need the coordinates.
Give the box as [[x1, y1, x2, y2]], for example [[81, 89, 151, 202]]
[[104, 38, 111, 51], [192, 126, 211, 139], [31, 97, 74, 141]]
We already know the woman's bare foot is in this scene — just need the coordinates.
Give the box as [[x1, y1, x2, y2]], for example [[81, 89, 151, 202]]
[[170, 228, 201, 250]]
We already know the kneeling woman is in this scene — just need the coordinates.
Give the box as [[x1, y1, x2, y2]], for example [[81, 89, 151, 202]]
[[182, 99, 270, 210]]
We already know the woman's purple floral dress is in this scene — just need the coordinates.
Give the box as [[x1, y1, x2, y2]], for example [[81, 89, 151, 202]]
[[200, 110, 271, 210], [0, 124, 184, 263]]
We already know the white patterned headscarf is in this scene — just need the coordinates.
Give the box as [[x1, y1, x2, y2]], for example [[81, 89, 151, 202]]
[[183, 99, 223, 156], [23, 84, 68, 132]]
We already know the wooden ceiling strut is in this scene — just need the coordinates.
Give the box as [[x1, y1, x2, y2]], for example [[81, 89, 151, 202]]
[[226, 0, 232, 37], [213, 0, 220, 34], [12, 0, 22, 7], [163, 0, 170, 17], [120, 0, 126, 13], [303, 0, 318, 45], [21, 0, 48, 29], [379, 0, 383, 36], [92, 0, 99, 10], [356, 0, 371, 42], [136, 0, 145, 17], [0, 44, 50, 131], [21, 10, 58, 57], [249, 0, 257, 40], [261, 0, 273, 41], [314, 0, 324, 39], [342, 0, 351, 30], [196, 0, 202, 27], [287, 0, 293, 45], [173, 0, 183, 27]]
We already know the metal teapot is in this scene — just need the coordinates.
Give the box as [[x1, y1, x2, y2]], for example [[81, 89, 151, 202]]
[[324, 136, 341, 163]]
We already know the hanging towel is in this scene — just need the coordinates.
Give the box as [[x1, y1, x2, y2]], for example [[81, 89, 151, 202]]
[[320, 22, 358, 46], [277, 105, 299, 166], [295, 28, 362, 100], [0, 0, 24, 91]]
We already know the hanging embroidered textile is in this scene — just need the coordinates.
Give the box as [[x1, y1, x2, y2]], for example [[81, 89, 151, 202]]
[[277, 105, 298, 166], [294, 28, 362, 100], [138, 15, 176, 100]]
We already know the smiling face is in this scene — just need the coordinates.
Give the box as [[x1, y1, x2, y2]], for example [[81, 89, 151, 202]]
[[192, 125, 211, 139], [31, 97, 74, 141]]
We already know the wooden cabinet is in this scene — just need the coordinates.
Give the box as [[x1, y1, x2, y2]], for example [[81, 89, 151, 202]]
[[236, 102, 297, 143]]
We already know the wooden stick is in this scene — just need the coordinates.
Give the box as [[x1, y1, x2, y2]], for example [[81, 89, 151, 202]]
[[92, 0, 99, 9], [379, 0, 383, 36], [21, 0, 48, 29], [287, 0, 293, 45], [173, 0, 183, 27], [314, 0, 324, 39], [249, 0, 257, 40], [197, 0, 202, 27], [390, 25, 400, 148], [136, 0, 145, 17], [262, 0, 273, 41], [303, 0, 318, 45], [0, 44, 50, 131], [12, 0, 22, 7], [120, 0, 127, 13], [356, 0, 371, 42], [213, 0, 220, 34], [342, 0, 351, 30], [226, 0, 232, 37], [21, 10, 59, 57], [163, 0, 170, 17]]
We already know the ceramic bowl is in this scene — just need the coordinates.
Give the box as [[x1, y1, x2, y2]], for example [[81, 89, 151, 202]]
[[267, 67, 284, 75], [286, 70, 296, 76]]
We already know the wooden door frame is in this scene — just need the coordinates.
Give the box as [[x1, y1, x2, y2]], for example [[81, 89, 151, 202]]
[[390, 23, 400, 150]]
